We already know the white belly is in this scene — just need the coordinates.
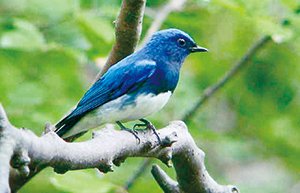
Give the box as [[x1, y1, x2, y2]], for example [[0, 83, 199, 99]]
[[94, 91, 172, 122], [62, 91, 172, 138]]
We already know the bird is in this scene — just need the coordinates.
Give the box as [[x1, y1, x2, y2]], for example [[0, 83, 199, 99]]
[[55, 28, 208, 142]]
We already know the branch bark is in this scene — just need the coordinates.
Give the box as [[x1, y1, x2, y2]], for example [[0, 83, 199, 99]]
[[94, 0, 146, 81], [150, 121, 239, 193], [0, 104, 238, 193]]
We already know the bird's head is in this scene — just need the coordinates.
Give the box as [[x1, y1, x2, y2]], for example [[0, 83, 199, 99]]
[[144, 28, 208, 66]]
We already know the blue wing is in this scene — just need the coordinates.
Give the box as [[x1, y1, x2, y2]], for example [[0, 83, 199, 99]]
[[55, 59, 157, 137]]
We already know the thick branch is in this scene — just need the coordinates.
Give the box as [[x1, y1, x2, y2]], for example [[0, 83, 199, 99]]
[[150, 121, 239, 193], [0, 104, 238, 193], [94, 0, 146, 81]]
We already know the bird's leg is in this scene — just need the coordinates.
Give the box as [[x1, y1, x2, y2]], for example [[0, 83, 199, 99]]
[[116, 121, 140, 143], [134, 119, 161, 143]]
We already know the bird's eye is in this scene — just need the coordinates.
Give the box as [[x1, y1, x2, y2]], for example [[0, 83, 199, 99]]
[[177, 38, 186, 47]]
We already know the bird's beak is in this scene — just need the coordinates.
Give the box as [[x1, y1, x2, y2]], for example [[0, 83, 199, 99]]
[[190, 45, 209, 53]]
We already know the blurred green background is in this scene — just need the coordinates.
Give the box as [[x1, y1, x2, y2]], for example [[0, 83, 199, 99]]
[[0, 0, 299, 192]]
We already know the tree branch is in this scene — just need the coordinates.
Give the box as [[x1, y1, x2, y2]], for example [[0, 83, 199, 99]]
[[151, 164, 179, 192], [0, 104, 238, 192], [150, 121, 239, 193], [94, 0, 146, 81]]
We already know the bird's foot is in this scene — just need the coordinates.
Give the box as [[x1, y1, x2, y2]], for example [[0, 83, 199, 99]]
[[117, 121, 140, 144], [133, 119, 161, 143]]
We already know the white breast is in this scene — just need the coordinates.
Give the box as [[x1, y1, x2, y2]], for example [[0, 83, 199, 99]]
[[119, 91, 172, 121], [95, 91, 172, 122]]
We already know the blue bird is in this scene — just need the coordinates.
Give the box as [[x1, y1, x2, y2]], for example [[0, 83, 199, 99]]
[[55, 28, 208, 142]]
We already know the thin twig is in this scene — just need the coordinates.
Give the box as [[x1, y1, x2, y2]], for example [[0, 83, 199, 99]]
[[124, 158, 152, 190], [151, 164, 179, 192]]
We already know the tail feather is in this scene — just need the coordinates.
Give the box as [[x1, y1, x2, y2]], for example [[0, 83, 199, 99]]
[[55, 114, 83, 138]]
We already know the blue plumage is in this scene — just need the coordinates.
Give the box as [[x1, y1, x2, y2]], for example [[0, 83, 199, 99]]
[[55, 29, 208, 140]]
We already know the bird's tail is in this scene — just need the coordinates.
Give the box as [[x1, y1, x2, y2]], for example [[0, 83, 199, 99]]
[[55, 114, 85, 142]]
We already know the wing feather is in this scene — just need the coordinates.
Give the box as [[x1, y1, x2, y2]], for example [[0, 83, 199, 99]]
[[55, 59, 157, 136]]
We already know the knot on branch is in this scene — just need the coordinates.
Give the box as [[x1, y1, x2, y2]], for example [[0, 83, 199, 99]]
[[97, 160, 114, 173], [162, 131, 178, 148], [11, 148, 31, 176], [43, 122, 55, 134]]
